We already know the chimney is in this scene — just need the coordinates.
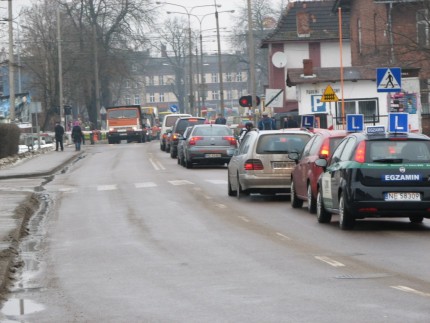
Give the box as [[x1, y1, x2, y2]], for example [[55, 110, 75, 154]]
[[303, 59, 313, 76]]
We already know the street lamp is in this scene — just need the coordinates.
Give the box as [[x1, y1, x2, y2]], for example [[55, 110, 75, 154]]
[[157, 1, 221, 115]]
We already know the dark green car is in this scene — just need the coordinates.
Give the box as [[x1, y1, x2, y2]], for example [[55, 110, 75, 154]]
[[316, 131, 430, 230]]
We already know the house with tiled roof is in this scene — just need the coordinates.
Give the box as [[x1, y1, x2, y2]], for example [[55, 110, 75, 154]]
[[262, 0, 427, 131]]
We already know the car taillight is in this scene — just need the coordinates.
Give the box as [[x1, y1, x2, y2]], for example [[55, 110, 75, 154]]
[[172, 133, 179, 141], [354, 141, 366, 163], [223, 136, 237, 146], [319, 139, 330, 158], [244, 159, 264, 170], [162, 133, 168, 139], [189, 136, 203, 145]]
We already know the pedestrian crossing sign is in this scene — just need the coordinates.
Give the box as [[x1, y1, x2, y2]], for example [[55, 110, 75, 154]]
[[377, 68, 401, 93]]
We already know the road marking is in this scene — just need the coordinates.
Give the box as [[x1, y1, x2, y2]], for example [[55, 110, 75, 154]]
[[58, 188, 78, 193], [214, 203, 227, 209], [168, 180, 194, 186], [149, 158, 165, 170], [97, 185, 117, 191], [205, 180, 227, 185], [135, 182, 157, 188], [315, 256, 345, 267], [238, 216, 250, 222], [276, 232, 292, 240], [391, 285, 430, 297]]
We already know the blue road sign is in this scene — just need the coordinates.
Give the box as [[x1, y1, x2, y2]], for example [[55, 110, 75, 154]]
[[346, 114, 364, 132], [169, 104, 178, 113], [301, 115, 315, 128], [377, 68, 401, 93], [389, 113, 408, 133], [311, 95, 327, 113]]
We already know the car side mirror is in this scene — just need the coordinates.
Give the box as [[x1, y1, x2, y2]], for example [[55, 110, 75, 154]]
[[315, 158, 328, 168], [288, 152, 300, 163]]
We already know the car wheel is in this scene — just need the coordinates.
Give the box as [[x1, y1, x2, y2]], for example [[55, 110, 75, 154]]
[[170, 149, 177, 159], [177, 156, 180, 164], [409, 215, 424, 223], [236, 176, 244, 199], [228, 175, 236, 197], [290, 181, 303, 208], [160, 143, 165, 151], [307, 183, 317, 214], [316, 189, 332, 223], [186, 159, 193, 169], [339, 193, 355, 230]]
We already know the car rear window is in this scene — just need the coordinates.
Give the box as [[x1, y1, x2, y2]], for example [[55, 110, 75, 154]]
[[367, 140, 430, 162], [166, 116, 181, 127], [193, 126, 231, 136], [256, 134, 311, 154], [176, 119, 205, 133]]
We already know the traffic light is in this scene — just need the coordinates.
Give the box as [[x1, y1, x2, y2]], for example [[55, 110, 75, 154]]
[[239, 95, 260, 107], [64, 106, 72, 115]]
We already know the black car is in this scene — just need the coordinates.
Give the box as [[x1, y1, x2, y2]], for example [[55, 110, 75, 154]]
[[169, 117, 206, 158], [315, 130, 430, 230]]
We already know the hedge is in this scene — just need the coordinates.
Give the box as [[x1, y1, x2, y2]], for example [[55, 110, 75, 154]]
[[0, 123, 20, 158]]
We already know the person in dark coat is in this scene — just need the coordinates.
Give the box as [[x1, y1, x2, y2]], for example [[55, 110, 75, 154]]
[[284, 116, 299, 128], [54, 121, 65, 151], [71, 121, 85, 151], [214, 113, 227, 124]]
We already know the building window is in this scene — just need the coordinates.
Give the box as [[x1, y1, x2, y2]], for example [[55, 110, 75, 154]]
[[335, 98, 379, 123], [236, 72, 242, 82], [125, 80, 130, 88], [125, 95, 131, 105], [149, 93, 155, 103], [297, 12, 310, 37], [226, 72, 232, 82], [160, 92, 165, 102], [159, 75, 164, 85], [212, 90, 220, 100], [357, 18, 362, 54], [148, 76, 154, 86], [131, 64, 137, 72], [227, 90, 233, 100], [211, 73, 218, 83], [134, 95, 140, 105], [417, 9, 429, 47]]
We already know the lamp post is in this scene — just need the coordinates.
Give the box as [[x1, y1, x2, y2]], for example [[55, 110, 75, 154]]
[[157, 1, 220, 115], [7, 0, 15, 121]]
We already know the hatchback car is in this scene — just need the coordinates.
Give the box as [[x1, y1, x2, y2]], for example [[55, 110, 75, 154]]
[[177, 126, 193, 167], [227, 129, 313, 198], [182, 124, 237, 168], [290, 129, 347, 213], [315, 130, 430, 230], [169, 117, 206, 158]]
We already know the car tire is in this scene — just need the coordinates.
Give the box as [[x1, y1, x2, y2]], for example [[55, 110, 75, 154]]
[[290, 181, 303, 208], [339, 193, 355, 230], [186, 159, 193, 169], [177, 156, 180, 164], [307, 183, 317, 214], [228, 175, 236, 197], [409, 215, 424, 224], [160, 143, 165, 151], [236, 176, 244, 199], [316, 189, 332, 223], [170, 149, 177, 159]]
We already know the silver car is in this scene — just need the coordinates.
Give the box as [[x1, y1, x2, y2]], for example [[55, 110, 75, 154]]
[[183, 124, 237, 168], [227, 129, 313, 198]]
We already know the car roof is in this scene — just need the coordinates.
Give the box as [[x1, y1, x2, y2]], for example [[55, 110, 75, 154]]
[[348, 131, 430, 141]]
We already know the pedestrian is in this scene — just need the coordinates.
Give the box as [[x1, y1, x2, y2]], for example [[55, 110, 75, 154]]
[[54, 121, 65, 151], [214, 113, 227, 125], [71, 121, 85, 151], [258, 112, 276, 130], [239, 121, 254, 143], [284, 116, 299, 128]]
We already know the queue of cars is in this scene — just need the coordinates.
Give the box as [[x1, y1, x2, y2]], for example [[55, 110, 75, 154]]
[[159, 114, 430, 230]]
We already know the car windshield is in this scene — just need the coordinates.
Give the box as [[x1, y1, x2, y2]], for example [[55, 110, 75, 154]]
[[107, 109, 137, 118], [256, 134, 310, 154], [368, 140, 430, 163], [193, 126, 231, 136]]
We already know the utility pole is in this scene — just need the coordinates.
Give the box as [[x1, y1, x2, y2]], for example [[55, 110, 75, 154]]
[[214, 0, 225, 116], [57, 6, 64, 128], [8, 0, 15, 121], [247, 0, 257, 116], [93, 24, 101, 129]]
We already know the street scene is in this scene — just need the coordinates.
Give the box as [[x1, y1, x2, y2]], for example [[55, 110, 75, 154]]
[[1, 0, 430, 321]]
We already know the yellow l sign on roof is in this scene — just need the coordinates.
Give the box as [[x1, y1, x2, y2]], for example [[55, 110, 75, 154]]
[[321, 85, 339, 102]]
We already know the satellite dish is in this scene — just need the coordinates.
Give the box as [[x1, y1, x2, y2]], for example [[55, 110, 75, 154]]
[[271, 52, 287, 68]]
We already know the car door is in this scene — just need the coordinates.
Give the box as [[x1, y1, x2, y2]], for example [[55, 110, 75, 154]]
[[228, 133, 253, 190], [293, 135, 318, 198]]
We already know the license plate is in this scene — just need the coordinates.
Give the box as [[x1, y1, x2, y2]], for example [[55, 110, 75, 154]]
[[272, 161, 294, 169], [206, 154, 221, 158], [384, 192, 421, 201]]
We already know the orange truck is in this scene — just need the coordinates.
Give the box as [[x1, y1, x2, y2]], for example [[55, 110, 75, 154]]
[[106, 105, 145, 144]]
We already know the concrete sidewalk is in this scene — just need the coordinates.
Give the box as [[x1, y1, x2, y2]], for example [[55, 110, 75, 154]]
[[0, 147, 83, 296]]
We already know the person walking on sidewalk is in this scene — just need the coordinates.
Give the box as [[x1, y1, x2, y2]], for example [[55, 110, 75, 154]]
[[71, 121, 85, 151], [54, 121, 65, 151]]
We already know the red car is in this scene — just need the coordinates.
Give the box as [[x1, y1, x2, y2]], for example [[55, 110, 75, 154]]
[[289, 129, 347, 213]]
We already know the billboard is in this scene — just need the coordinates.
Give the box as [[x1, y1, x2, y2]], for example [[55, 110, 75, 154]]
[[0, 93, 32, 122]]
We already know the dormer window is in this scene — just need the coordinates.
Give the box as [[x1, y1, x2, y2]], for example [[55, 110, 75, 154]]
[[297, 12, 310, 37]]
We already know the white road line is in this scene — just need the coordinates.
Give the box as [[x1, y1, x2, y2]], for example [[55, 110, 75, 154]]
[[238, 216, 250, 222], [214, 203, 227, 209], [205, 180, 227, 184], [135, 182, 157, 188], [391, 285, 430, 297], [149, 158, 165, 170], [97, 185, 117, 191], [276, 232, 292, 240], [168, 180, 194, 186], [315, 256, 345, 267]]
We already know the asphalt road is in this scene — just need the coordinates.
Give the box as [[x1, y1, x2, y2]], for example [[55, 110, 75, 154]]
[[1, 141, 430, 322]]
